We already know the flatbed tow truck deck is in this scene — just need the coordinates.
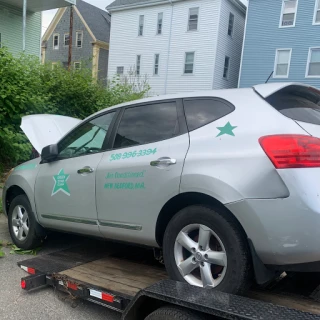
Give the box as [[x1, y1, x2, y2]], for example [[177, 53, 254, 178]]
[[18, 240, 320, 320]]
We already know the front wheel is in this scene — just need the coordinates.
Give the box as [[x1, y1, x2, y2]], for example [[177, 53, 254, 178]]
[[163, 205, 251, 295], [8, 195, 44, 250]]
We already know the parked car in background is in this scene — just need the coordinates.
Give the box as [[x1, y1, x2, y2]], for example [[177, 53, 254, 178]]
[[3, 82, 320, 294]]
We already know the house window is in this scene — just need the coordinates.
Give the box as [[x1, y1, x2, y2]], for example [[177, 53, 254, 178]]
[[280, 0, 298, 27], [228, 13, 235, 36], [76, 31, 83, 48], [53, 33, 59, 50], [274, 49, 292, 77], [314, 0, 320, 24], [188, 8, 199, 31], [154, 54, 160, 75], [117, 66, 124, 75], [184, 52, 195, 74], [138, 15, 144, 36], [74, 62, 81, 70], [64, 33, 69, 46], [307, 48, 320, 77], [157, 12, 163, 34], [52, 62, 58, 70], [136, 55, 141, 75], [223, 56, 230, 79]]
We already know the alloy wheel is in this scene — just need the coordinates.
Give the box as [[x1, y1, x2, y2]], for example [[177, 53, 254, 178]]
[[11, 205, 29, 241], [174, 224, 227, 288]]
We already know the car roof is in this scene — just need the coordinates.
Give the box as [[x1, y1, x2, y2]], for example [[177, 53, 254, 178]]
[[85, 82, 306, 121], [85, 87, 252, 121]]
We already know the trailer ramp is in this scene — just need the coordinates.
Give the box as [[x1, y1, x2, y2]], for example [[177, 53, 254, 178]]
[[17, 242, 320, 319]]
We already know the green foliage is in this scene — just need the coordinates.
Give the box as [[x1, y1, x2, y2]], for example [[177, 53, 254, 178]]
[[0, 128, 32, 165], [0, 241, 40, 257], [0, 47, 149, 167], [10, 244, 41, 255]]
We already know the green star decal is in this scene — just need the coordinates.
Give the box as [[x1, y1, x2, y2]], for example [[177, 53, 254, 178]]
[[216, 122, 237, 137], [52, 169, 70, 196]]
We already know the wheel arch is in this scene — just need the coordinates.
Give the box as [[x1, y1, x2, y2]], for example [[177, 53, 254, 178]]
[[155, 192, 248, 247], [4, 185, 28, 214]]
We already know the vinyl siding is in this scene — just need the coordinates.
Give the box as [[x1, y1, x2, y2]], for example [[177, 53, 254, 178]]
[[213, 0, 245, 89], [108, 3, 176, 95], [165, 0, 220, 94], [239, 0, 320, 88], [108, 0, 223, 95], [0, 5, 41, 56]]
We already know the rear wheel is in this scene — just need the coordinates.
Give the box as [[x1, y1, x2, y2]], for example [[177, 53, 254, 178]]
[[8, 195, 44, 250], [145, 306, 207, 320], [163, 205, 251, 295]]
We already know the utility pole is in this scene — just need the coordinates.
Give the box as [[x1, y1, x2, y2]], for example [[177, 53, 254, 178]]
[[68, 5, 74, 71]]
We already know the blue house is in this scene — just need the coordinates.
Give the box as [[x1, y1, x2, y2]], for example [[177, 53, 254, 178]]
[[239, 0, 320, 88]]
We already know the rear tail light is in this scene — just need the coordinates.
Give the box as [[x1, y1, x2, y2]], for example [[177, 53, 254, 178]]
[[259, 134, 320, 169]]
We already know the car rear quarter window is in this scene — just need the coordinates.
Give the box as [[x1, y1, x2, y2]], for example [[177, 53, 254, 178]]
[[114, 101, 179, 148], [266, 85, 320, 125], [183, 98, 235, 131]]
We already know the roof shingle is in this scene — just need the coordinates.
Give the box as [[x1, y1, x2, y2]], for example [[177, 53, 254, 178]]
[[77, 0, 111, 42]]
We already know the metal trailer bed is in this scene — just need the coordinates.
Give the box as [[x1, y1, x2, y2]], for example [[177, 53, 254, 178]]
[[17, 241, 320, 320]]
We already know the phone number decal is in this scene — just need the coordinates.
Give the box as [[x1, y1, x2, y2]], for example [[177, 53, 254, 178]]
[[110, 148, 157, 161]]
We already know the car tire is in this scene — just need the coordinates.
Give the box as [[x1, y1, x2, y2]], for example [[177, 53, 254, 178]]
[[8, 195, 45, 250], [145, 306, 207, 320], [163, 205, 251, 295]]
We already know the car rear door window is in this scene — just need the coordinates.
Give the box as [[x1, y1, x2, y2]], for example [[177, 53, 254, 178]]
[[266, 85, 320, 125], [114, 101, 179, 148], [183, 98, 235, 131]]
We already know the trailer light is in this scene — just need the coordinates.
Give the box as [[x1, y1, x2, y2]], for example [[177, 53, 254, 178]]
[[102, 293, 114, 303], [67, 282, 78, 291], [21, 280, 26, 289], [21, 265, 36, 274]]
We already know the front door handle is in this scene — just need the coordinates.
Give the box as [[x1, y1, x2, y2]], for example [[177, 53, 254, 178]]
[[77, 166, 94, 174], [150, 157, 177, 168]]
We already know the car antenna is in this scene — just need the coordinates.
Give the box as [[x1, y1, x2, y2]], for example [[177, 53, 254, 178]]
[[265, 71, 274, 83]]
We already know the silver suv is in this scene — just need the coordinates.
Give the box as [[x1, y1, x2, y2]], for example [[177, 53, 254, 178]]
[[3, 83, 320, 294]]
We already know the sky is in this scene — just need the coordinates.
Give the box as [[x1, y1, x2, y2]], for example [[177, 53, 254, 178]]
[[42, 0, 248, 36], [42, 0, 114, 35]]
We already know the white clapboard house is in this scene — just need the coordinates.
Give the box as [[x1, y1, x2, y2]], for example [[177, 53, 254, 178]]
[[107, 0, 246, 95]]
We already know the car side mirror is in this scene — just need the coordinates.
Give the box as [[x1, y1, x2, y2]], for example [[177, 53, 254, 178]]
[[41, 144, 58, 162]]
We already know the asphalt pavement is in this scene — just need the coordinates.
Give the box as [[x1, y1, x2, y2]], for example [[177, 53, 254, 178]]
[[0, 214, 120, 320]]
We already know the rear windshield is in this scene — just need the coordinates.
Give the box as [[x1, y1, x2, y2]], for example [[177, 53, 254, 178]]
[[266, 85, 320, 125]]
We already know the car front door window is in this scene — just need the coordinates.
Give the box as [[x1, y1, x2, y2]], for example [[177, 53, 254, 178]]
[[58, 112, 116, 159]]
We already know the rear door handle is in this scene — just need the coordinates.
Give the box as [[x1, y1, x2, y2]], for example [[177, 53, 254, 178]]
[[77, 166, 94, 174], [150, 157, 177, 168]]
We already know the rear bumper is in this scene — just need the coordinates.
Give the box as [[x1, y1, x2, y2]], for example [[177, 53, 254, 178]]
[[227, 197, 320, 268], [226, 168, 320, 268]]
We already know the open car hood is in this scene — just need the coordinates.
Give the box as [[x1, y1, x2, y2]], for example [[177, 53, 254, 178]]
[[21, 114, 81, 153]]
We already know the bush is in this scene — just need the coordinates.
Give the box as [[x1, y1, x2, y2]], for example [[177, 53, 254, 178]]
[[0, 48, 149, 166]]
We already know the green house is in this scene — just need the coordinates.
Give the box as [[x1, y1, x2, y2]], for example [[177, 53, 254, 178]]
[[0, 0, 76, 56]]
